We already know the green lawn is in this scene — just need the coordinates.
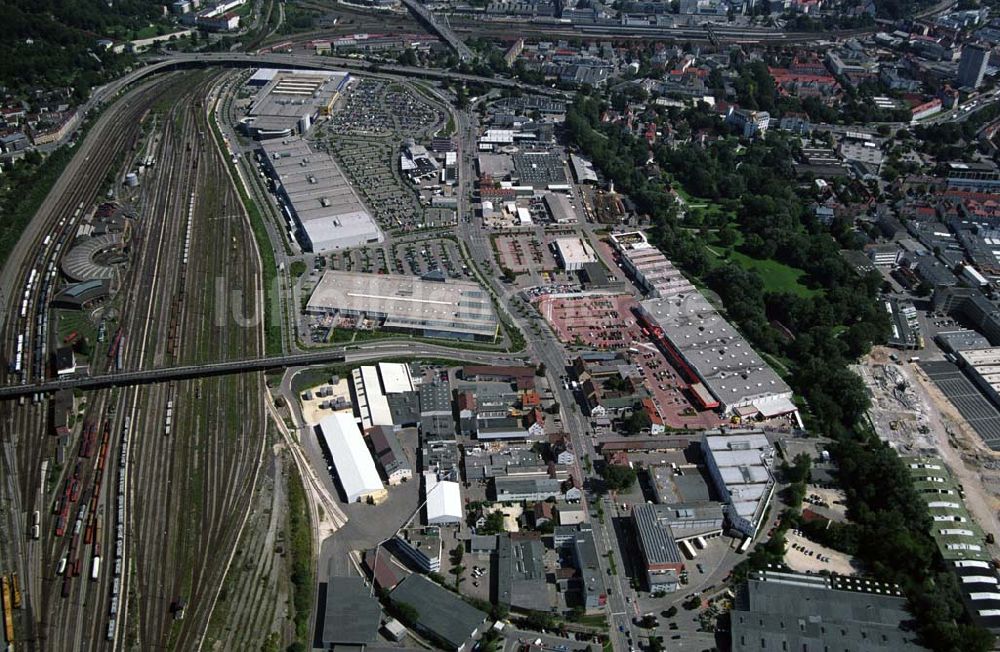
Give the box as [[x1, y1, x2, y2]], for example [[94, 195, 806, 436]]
[[727, 250, 818, 297], [706, 244, 818, 298], [131, 24, 173, 40], [54, 310, 97, 348]]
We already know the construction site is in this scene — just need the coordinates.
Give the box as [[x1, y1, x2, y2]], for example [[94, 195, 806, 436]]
[[854, 347, 1000, 556]]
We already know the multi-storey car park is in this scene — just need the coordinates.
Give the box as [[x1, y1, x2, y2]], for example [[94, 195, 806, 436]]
[[259, 136, 384, 252], [306, 270, 499, 342]]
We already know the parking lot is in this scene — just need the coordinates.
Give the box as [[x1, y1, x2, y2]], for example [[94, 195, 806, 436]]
[[317, 77, 447, 234], [390, 238, 470, 279], [319, 136, 428, 233], [535, 293, 638, 349], [493, 232, 558, 274], [784, 529, 858, 575], [328, 245, 392, 274], [326, 78, 443, 137]]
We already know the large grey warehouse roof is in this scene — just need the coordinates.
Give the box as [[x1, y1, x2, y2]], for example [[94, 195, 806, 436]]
[[249, 70, 348, 123], [390, 574, 488, 650], [321, 577, 381, 645], [732, 570, 923, 652], [261, 137, 383, 252], [641, 294, 791, 411], [307, 270, 498, 340]]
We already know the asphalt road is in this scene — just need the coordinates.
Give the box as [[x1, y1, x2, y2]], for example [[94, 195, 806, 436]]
[[445, 91, 642, 650]]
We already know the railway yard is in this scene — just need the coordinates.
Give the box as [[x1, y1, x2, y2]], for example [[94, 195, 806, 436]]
[[0, 68, 279, 651]]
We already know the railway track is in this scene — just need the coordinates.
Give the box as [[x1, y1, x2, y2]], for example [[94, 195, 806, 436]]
[[0, 67, 268, 652], [0, 73, 190, 652]]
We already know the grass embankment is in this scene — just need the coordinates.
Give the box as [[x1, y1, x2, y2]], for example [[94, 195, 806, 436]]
[[286, 463, 314, 644]]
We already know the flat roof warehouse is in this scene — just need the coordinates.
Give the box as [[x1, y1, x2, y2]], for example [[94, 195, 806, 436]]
[[640, 293, 797, 421], [307, 270, 499, 341], [244, 69, 349, 138], [261, 137, 384, 253]]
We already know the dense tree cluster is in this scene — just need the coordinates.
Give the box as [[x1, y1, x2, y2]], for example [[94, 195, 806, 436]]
[[1, 1, 165, 96], [599, 464, 638, 492]]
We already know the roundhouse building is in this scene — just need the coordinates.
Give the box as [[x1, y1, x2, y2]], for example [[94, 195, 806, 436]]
[[51, 280, 110, 310], [61, 234, 128, 282]]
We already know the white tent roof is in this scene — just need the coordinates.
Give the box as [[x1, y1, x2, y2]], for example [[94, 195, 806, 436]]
[[318, 412, 383, 502], [424, 471, 462, 525]]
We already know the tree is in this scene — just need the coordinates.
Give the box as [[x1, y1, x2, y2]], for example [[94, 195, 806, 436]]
[[782, 453, 812, 484], [394, 602, 419, 627], [536, 363, 546, 376], [661, 606, 678, 618], [600, 464, 637, 491], [522, 610, 557, 631], [397, 48, 418, 66], [621, 408, 651, 436], [479, 511, 506, 535]]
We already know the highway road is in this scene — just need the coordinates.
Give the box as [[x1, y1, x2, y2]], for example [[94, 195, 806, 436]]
[[153, 51, 574, 98]]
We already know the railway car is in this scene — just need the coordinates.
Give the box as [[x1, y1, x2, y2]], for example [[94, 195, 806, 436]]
[[2, 575, 13, 643], [61, 576, 70, 598], [91, 557, 101, 581], [57, 557, 67, 575], [107, 328, 123, 360], [11, 574, 20, 609]]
